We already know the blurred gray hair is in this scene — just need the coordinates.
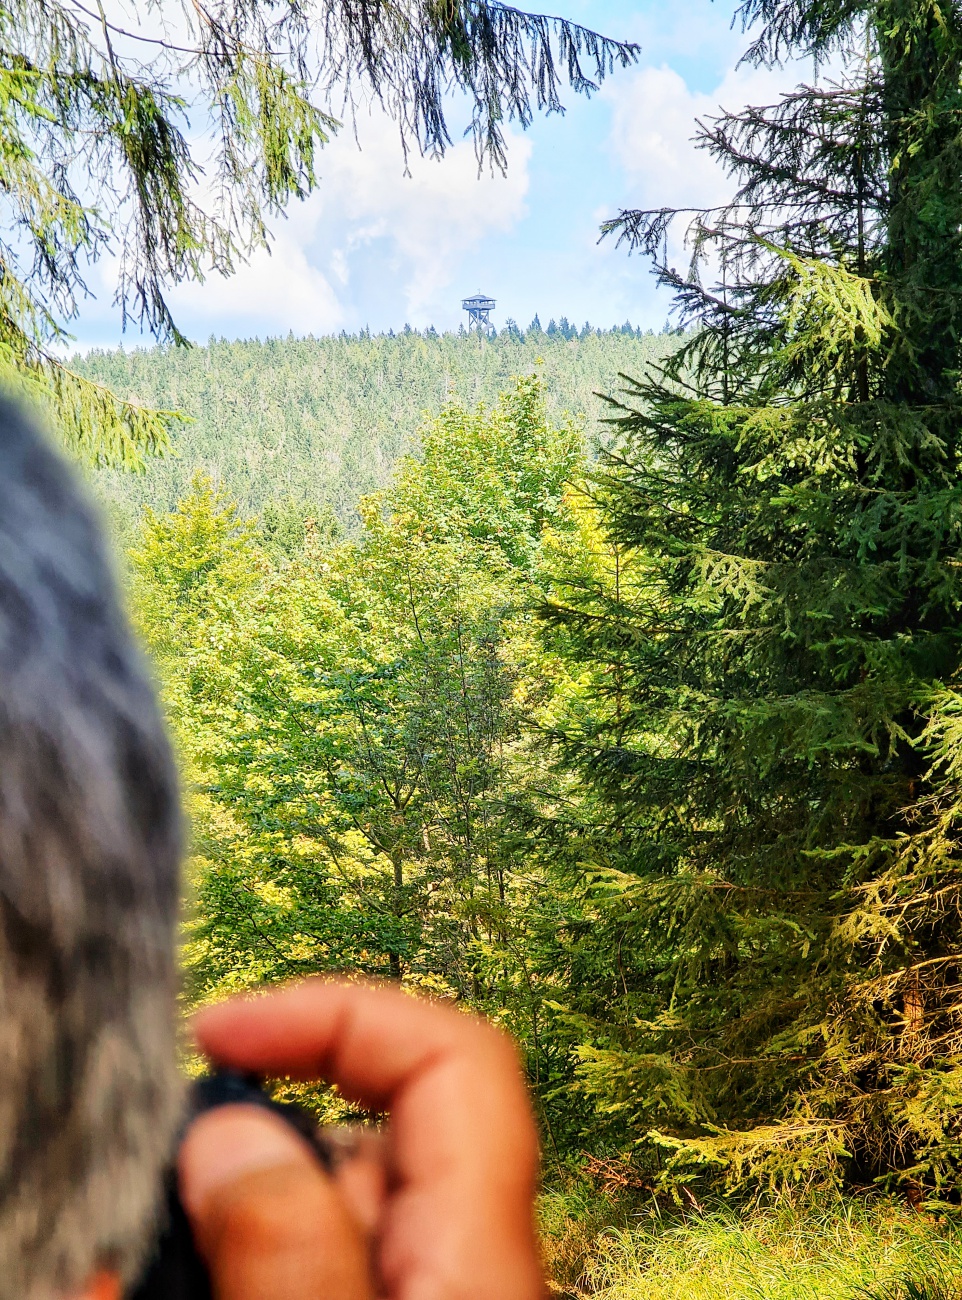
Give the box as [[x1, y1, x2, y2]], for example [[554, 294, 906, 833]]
[[0, 399, 181, 1297]]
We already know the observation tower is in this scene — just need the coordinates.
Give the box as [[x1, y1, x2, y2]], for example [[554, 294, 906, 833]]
[[462, 293, 496, 331]]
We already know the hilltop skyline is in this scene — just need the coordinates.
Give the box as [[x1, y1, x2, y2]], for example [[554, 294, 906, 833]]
[[71, 0, 810, 349]]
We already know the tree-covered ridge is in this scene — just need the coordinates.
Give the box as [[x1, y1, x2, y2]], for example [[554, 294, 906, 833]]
[[79, 325, 680, 532]]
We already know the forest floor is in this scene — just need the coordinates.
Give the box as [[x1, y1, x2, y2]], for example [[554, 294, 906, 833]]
[[540, 1192, 962, 1299]]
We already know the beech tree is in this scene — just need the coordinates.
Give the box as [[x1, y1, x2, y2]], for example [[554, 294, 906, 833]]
[[130, 377, 586, 1010]]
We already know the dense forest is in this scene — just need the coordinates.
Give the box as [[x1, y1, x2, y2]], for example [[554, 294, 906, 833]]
[[120, 332, 962, 1297], [78, 324, 678, 534]]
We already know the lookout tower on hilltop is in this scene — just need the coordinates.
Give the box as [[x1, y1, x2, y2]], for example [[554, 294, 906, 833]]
[[462, 293, 496, 331]]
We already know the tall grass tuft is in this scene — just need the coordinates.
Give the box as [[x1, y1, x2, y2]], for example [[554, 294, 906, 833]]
[[541, 1198, 962, 1300]]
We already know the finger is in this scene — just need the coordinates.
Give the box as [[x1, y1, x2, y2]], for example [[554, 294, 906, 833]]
[[192, 981, 537, 1197], [194, 981, 543, 1300], [179, 1104, 372, 1300], [326, 1130, 388, 1236], [68, 1273, 121, 1300]]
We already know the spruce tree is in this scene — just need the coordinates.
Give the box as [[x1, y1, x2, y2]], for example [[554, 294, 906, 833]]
[[543, 0, 962, 1196]]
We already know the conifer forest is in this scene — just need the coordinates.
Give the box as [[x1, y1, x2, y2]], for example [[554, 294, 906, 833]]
[[18, 0, 962, 1292]]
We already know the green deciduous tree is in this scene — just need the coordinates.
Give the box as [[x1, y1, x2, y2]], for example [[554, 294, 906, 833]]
[[541, 0, 962, 1198], [130, 378, 587, 1037]]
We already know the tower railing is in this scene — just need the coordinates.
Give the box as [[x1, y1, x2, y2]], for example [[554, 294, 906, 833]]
[[462, 294, 496, 330]]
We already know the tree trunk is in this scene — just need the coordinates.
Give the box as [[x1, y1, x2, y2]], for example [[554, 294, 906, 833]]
[[389, 844, 404, 980]]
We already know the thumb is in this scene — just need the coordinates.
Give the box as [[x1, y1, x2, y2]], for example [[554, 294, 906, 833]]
[[178, 1105, 372, 1300]]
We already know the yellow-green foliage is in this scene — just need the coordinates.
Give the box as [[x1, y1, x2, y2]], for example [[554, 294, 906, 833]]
[[542, 1201, 962, 1300], [124, 375, 595, 1056]]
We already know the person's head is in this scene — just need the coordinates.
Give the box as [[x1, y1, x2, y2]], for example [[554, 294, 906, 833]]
[[0, 398, 181, 1297]]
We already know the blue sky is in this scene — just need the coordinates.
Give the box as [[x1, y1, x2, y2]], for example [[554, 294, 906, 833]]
[[73, 1, 809, 348]]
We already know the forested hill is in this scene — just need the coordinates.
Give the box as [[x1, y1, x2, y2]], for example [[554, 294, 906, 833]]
[[77, 324, 681, 530]]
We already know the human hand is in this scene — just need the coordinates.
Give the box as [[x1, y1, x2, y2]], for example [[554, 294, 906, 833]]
[[177, 979, 545, 1300]]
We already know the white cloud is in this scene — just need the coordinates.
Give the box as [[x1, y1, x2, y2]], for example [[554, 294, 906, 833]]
[[68, 0, 534, 340], [76, 1, 820, 342], [606, 60, 809, 210], [127, 108, 530, 337], [600, 57, 814, 283], [167, 217, 346, 336], [316, 113, 531, 323]]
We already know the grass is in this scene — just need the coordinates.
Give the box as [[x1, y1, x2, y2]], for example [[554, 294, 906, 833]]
[[540, 1195, 962, 1300]]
